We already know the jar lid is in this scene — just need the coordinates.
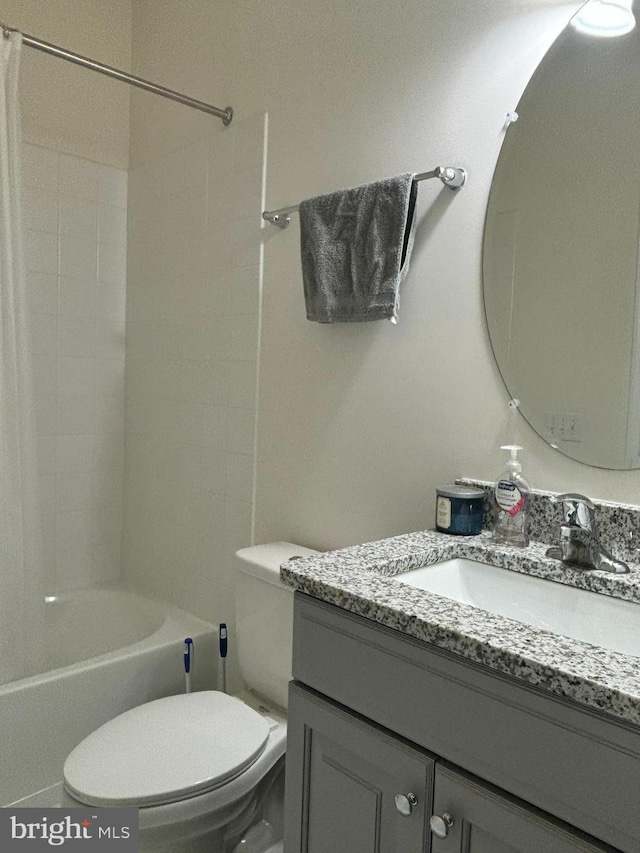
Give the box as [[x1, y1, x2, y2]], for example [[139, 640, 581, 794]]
[[437, 484, 484, 500]]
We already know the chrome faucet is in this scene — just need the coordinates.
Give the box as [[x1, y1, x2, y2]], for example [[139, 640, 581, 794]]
[[545, 493, 630, 574]]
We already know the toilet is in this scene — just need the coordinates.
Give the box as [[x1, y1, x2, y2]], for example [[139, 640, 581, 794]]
[[61, 542, 318, 853]]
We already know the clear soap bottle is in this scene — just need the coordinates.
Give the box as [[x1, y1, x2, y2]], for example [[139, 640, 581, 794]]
[[493, 445, 530, 547]]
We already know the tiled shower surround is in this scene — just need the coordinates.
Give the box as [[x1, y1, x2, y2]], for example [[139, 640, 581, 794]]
[[122, 113, 266, 624], [23, 143, 127, 591], [23, 112, 266, 616]]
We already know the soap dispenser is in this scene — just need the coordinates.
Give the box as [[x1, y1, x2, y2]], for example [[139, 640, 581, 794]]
[[493, 445, 530, 547]]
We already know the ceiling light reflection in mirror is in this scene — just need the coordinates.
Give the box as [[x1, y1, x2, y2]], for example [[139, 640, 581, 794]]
[[572, 0, 635, 38]]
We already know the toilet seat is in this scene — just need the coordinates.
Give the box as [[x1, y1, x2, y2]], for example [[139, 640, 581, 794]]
[[63, 692, 271, 808]]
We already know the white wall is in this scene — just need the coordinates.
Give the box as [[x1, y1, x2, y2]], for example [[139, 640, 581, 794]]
[[253, 0, 593, 550], [133, 0, 633, 558]]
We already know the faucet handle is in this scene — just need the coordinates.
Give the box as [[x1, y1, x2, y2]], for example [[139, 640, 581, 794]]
[[549, 493, 597, 532]]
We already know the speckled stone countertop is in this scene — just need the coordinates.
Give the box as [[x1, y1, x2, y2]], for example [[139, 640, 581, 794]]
[[281, 530, 640, 727]]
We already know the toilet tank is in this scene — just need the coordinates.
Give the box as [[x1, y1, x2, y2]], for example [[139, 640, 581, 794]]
[[235, 542, 319, 710]]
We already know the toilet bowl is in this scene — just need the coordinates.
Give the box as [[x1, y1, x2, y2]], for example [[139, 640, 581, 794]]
[[61, 542, 318, 853]]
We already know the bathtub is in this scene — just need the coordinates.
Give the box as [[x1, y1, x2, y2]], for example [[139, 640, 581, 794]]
[[1, 585, 217, 807]]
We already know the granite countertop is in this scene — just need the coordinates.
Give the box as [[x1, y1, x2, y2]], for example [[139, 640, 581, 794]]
[[280, 530, 640, 727]]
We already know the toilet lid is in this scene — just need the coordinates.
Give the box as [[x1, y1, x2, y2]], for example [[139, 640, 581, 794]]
[[63, 691, 271, 808]]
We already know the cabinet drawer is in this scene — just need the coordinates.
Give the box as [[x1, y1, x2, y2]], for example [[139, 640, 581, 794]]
[[292, 592, 640, 852]]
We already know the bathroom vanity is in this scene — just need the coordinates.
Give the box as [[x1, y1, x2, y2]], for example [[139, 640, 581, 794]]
[[281, 526, 640, 853]]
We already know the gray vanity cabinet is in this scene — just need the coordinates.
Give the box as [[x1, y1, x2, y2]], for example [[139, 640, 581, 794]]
[[286, 683, 611, 853], [285, 592, 628, 853], [286, 682, 434, 853]]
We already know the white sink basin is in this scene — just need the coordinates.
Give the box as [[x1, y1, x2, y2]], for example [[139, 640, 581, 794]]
[[395, 557, 640, 658]]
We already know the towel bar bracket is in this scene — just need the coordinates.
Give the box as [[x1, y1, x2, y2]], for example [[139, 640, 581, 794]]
[[437, 166, 466, 190], [262, 211, 292, 229], [262, 164, 466, 228]]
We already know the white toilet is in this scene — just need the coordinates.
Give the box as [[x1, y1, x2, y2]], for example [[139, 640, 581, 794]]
[[61, 542, 318, 853]]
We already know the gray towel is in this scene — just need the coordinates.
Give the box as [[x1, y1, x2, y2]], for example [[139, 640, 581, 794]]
[[299, 173, 417, 323]]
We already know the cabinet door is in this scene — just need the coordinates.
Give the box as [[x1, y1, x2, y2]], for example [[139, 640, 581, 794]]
[[286, 682, 435, 853], [430, 763, 617, 853]]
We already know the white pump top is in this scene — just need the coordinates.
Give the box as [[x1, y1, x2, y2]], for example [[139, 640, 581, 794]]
[[500, 444, 523, 474]]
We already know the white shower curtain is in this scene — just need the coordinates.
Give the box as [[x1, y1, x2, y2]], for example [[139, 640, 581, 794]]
[[0, 30, 44, 684]]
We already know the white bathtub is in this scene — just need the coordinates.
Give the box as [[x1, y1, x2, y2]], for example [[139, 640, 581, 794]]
[[1, 586, 217, 807]]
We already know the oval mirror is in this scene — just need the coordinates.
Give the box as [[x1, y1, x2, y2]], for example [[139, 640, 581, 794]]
[[483, 0, 640, 469]]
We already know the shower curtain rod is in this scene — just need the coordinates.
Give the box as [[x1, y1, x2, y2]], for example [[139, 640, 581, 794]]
[[0, 23, 233, 126], [262, 166, 466, 228]]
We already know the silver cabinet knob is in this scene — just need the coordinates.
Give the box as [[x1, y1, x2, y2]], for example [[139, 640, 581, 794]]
[[394, 793, 418, 816], [430, 813, 454, 839]]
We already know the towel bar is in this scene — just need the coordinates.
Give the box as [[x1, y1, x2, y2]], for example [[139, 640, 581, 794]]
[[262, 166, 466, 229]]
